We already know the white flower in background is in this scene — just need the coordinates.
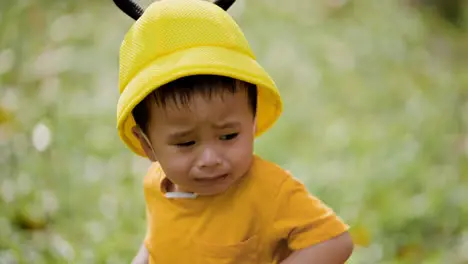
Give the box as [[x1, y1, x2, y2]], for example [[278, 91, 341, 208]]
[[51, 234, 75, 261], [32, 123, 52, 152], [42, 190, 59, 215]]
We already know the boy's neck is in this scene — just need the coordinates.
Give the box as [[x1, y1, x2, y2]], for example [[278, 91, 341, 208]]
[[166, 180, 192, 194]]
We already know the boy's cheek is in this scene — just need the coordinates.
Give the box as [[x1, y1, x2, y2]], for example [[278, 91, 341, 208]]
[[159, 155, 191, 179]]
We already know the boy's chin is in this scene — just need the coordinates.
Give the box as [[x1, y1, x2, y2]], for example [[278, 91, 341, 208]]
[[197, 179, 243, 196], [174, 173, 246, 196]]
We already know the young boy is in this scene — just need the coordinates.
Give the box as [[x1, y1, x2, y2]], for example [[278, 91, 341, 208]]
[[113, 0, 354, 263]]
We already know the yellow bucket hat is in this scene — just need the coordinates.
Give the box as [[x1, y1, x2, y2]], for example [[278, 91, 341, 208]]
[[115, 0, 283, 157]]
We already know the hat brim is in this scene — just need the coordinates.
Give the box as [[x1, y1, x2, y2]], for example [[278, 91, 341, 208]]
[[117, 46, 282, 157]]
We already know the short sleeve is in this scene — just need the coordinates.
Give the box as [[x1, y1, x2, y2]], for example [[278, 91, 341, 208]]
[[143, 163, 160, 249], [272, 174, 349, 250], [144, 207, 151, 242]]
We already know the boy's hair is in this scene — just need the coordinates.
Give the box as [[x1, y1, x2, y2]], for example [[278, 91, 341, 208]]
[[132, 75, 258, 132]]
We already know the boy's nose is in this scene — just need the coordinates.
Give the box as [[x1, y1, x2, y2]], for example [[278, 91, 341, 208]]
[[196, 147, 221, 169]]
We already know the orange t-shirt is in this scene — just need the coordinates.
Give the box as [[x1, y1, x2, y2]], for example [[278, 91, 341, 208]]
[[144, 155, 349, 263]]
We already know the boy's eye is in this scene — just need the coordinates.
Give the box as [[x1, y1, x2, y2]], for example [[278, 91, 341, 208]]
[[220, 133, 238, 141], [175, 141, 195, 147]]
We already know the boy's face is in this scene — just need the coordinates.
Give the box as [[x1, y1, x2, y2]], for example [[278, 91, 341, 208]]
[[134, 89, 256, 196]]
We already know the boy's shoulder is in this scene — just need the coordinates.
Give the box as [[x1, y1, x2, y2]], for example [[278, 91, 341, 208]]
[[143, 162, 164, 191], [251, 154, 290, 177], [244, 155, 296, 197]]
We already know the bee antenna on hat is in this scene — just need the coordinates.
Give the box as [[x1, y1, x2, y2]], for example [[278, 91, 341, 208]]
[[213, 0, 236, 11], [113, 0, 144, 20]]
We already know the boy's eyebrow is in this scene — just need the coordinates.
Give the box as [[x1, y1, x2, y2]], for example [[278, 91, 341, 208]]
[[167, 122, 240, 140], [167, 130, 194, 140], [212, 121, 240, 130]]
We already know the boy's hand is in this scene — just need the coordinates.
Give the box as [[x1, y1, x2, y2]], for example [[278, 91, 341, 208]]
[[131, 243, 149, 264], [280, 232, 354, 264]]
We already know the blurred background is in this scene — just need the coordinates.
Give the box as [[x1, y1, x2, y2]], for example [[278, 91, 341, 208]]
[[1, 0, 467, 263]]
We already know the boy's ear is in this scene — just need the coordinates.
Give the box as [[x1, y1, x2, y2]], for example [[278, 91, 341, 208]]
[[131, 126, 157, 162]]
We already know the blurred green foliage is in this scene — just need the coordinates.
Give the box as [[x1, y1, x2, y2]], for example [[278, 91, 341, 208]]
[[1, 0, 467, 263]]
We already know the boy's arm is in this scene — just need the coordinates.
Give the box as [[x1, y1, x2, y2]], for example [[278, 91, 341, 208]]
[[273, 174, 354, 264], [280, 232, 353, 264], [131, 243, 149, 264]]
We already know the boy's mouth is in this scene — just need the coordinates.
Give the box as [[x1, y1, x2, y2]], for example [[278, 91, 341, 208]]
[[194, 174, 229, 183]]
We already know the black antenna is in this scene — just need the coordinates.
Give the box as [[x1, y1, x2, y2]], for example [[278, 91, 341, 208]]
[[113, 0, 144, 20], [213, 0, 236, 10], [113, 0, 235, 21]]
